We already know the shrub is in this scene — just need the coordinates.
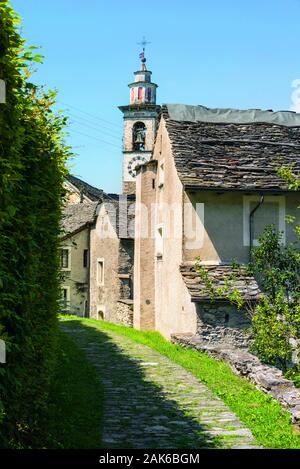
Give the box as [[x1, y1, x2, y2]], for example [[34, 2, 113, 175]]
[[0, 1, 70, 447]]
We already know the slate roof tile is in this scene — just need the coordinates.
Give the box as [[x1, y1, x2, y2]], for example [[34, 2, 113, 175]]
[[162, 105, 300, 191], [180, 262, 261, 301]]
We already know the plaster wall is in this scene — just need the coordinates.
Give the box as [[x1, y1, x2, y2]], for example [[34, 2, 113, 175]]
[[89, 204, 120, 322], [183, 192, 300, 263], [61, 229, 89, 316]]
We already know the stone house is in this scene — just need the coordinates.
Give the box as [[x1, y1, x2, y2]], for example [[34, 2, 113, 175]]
[[61, 54, 300, 347], [89, 193, 135, 325], [61, 200, 98, 316], [59, 53, 159, 324], [61, 176, 135, 325], [134, 104, 300, 345]]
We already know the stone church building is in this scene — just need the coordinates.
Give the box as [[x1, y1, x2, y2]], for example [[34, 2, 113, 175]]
[[61, 52, 300, 347]]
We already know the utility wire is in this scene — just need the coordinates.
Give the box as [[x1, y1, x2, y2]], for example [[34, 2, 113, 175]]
[[69, 129, 121, 149], [58, 101, 122, 129], [69, 119, 121, 141], [66, 112, 121, 137]]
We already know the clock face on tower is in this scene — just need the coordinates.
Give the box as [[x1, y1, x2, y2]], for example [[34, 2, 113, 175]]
[[127, 155, 148, 178]]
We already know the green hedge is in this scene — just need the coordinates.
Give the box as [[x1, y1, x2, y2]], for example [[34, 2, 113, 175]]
[[0, 1, 70, 447]]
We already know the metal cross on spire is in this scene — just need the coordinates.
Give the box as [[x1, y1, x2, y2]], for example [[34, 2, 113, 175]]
[[137, 36, 151, 53]]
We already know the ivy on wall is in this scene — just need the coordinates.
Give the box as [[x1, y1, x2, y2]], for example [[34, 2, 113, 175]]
[[0, 1, 70, 447]]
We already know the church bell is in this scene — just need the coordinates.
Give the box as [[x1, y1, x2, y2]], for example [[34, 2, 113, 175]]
[[135, 132, 144, 144]]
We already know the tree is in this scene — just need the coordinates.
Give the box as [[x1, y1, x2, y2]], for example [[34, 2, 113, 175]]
[[0, 1, 70, 447]]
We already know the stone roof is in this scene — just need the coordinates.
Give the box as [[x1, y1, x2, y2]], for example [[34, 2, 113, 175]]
[[61, 202, 98, 237], [64, 175, 135, 239], [162, 104, 300, 191], [180, 263, 261, 302], [66, 175, 104, 201]]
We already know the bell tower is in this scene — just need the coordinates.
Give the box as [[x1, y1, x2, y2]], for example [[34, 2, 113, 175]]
[[119, 41, 160, 194]]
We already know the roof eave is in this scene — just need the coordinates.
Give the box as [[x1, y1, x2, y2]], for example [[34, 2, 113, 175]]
[[190, 296, 259, 303], [183, 184, 299, 193], [60, 221, 96, 241]]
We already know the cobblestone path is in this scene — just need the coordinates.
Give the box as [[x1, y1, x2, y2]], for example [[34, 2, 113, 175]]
[[61, 321, 261, 449]]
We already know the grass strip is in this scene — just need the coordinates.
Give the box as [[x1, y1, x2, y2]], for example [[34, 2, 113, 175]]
[[46, 326, 104, 448], [60, 316, 300, 449]]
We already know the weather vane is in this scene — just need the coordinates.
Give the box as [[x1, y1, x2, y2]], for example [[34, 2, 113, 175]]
[[137, 36, 151, 62]]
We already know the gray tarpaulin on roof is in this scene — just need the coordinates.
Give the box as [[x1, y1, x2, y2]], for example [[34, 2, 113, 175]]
[[167, 103, 300, 127]]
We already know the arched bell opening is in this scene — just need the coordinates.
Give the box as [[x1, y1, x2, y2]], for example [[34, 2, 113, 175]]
[[132, 122, 146, 151]]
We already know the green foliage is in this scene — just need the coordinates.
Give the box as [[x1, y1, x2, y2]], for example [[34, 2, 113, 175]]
[[195, 257, 246, 310], [277, 164, 300, 192], [277, 164, 300, 238], [46, 328, 104, 448], [195, 223, 300, 370], [250, 226, 300, 302], [0, 1, 70, 447], [252, 294, 295, 368], [285, 367, 300, 388], [250, 227, 300, 369]]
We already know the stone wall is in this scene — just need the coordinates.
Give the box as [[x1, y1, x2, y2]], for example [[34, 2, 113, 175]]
[[196, 302, 252, 349], [116, 300, 133, 327], [171, 333, 300, 426], [119, 239, 134, 300], [123, 181, 136, 195], [89, 204, 120, 322], [134, 160, 157, 330], [119, 239, 134, 275]]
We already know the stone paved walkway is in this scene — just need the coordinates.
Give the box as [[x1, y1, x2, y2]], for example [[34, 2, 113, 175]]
[[61, 321, 261, 449]]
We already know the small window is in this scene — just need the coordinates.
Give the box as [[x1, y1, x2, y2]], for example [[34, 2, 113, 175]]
[[61, 286, 70, 312], [138, 87, 143, 100], [98, 310, 104, 320], [147, 87, 152, 102], [156, 225, 163, 257], [97, 259, 104, 286], [83, 249, 89, 268], [84, 300, 88, 318], [97, 305, 105, 321], [61, 248, 71, 270], [159, 160, 165, 188], [120, 277, 132, 300]]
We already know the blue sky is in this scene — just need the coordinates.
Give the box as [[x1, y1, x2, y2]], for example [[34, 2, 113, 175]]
[[12, 0, 300, 193]]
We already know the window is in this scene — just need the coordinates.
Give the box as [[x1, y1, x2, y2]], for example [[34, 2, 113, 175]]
[[83, 300, 88, 318], [61, 248, 71, 271], [97, 306, 105, 321], [83, 249, 89, 268], [159, 160, 165, 188], [61, 286, 70, 312], [138, 87, 143, 101], [146, 87, 152, 102], [97, 259, 104, 286], [156, 224, 163, 258], [243, 195, 286, 246], [119, 274, 133, 299]]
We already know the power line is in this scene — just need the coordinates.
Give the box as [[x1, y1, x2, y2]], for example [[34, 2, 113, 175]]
[[58, 101, 122, 130], [69, 119, 121, 141], [69, 129, 121, 149], [66, 112, 121, 137]]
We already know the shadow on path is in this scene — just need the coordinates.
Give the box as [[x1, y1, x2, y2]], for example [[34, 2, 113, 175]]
[[61, 320, 224, 449]]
